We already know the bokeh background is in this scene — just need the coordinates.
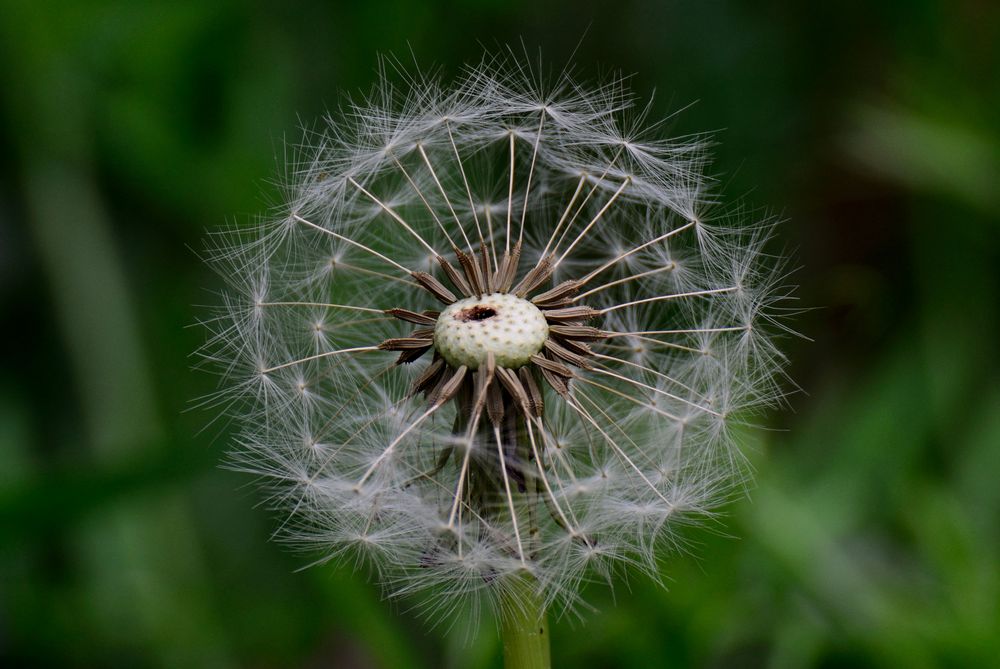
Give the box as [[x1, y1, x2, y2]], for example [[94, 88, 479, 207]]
[[2, 1, 998, 667]]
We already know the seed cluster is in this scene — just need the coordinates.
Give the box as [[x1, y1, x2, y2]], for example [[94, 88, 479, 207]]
[[204, 55, 790, 620], [433, 293, 548, 370], [379, 246, 602, 425]]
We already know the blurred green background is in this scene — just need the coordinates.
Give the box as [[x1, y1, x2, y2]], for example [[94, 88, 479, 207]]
[[1, 1, 998, 667]]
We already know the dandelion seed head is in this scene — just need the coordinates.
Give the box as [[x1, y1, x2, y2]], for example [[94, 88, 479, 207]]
[[434, 293, 549, 369], [201, 52, 793, 621]]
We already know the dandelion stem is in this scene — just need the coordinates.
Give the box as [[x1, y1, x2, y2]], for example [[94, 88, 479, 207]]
[[499, 576, 550, 669]]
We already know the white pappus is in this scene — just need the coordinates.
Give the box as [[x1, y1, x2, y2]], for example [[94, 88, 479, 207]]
[[200, 53, 793, 625]]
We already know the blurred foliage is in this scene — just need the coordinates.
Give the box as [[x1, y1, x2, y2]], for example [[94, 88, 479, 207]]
[[1, 0, 998, 667]]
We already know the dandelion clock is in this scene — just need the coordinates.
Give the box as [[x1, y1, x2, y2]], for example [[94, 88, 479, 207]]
[[201, 54, 792, 668]]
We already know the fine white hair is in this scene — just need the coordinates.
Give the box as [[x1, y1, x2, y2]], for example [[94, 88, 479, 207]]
[[200, 52, 793, 622]]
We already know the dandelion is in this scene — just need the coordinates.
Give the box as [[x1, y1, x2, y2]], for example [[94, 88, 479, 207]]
[[202, 54, 791, 668]]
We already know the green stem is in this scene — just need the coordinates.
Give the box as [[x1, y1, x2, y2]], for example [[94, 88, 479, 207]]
[[500, 577, 551, 669]]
